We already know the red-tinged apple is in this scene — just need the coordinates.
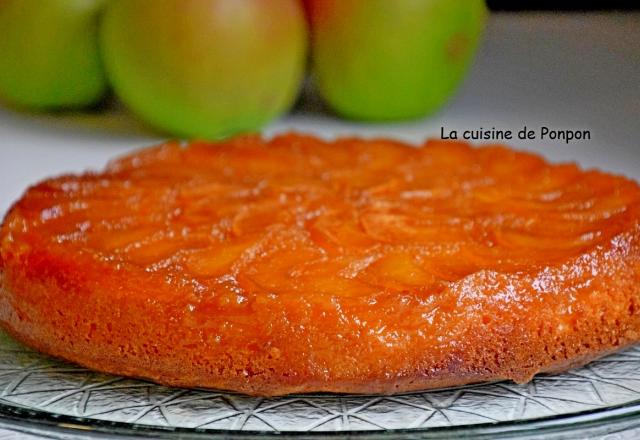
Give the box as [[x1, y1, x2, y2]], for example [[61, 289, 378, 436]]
[[101, 0, 308, 139], [306, 0, 487, 121]]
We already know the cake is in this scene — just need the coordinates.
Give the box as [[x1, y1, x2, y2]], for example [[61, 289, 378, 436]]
[[0, 133, 639, 396]]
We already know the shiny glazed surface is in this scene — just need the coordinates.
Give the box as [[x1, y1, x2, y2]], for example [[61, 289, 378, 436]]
[[1, 134, 639, 395]]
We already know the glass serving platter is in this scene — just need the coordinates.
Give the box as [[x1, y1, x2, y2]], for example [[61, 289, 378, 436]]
[[0, 329, 639, 439]]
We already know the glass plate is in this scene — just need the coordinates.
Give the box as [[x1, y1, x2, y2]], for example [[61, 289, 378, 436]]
[[0, 329, 639, 439]]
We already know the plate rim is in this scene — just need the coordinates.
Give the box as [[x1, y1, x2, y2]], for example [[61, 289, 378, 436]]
[[0, 390, 640, 438]]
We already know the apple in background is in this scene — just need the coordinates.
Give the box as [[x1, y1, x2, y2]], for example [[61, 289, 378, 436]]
[[0, 0, 108, 110], [101, 0, 308, 139], [306, 0, 488, 121]]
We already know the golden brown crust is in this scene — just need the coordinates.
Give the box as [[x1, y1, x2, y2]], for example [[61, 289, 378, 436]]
[[1, 134, 639, 396]]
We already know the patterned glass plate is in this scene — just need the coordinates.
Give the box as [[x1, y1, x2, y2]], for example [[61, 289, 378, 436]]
[[0, 329, 639, 439]]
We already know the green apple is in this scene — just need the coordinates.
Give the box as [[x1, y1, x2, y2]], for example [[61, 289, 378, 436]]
[[306, 0, 487, 121], [0, 0, 108, 110], [101, 0, 308, 139]]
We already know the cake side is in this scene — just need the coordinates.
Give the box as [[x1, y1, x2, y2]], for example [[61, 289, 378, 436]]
[[0, 199, 638, 396]]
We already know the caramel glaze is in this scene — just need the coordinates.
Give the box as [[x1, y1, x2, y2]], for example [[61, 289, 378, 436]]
[[1, 133, 639, 396]]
